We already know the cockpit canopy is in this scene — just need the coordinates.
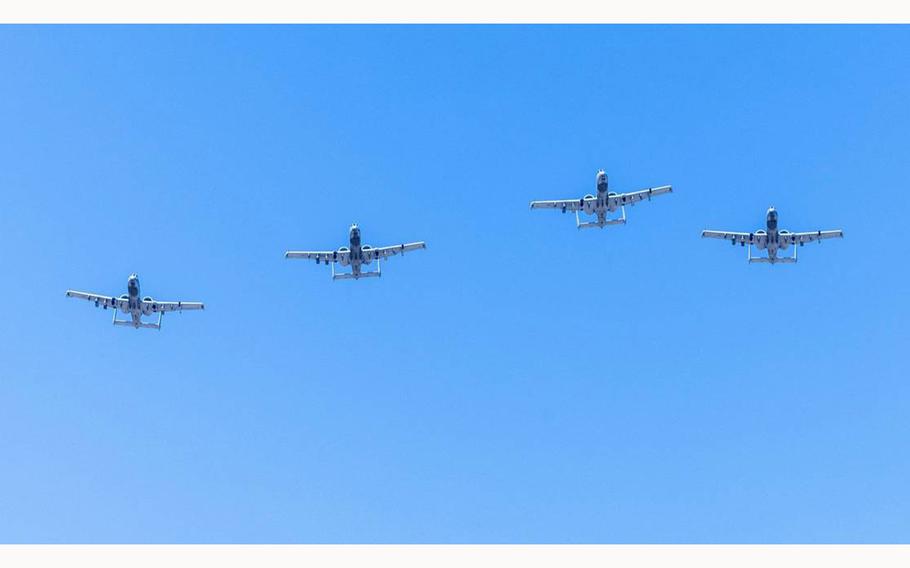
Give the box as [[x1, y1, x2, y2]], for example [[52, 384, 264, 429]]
[[349, 224, 361, 246], [766, 207, 778, 230], [596, 170, 608, 192]]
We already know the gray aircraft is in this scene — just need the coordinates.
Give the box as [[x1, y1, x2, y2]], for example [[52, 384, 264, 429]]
[[530, 169, 672, 229], [702, 207, 844, 264], [285, 223, 426, 280], [65, 273, 204, 329]]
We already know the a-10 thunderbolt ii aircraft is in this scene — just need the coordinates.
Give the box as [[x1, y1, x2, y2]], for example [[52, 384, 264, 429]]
[[529, 169, 673, 229], [285, 223, 426, 280], [65, 273, 204, 329], [702, 207, 844, 264]]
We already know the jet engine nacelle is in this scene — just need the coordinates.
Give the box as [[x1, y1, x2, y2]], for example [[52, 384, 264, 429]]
[[583, 194, 596, 215], [754, 230, 767, 250], [778, 230, 791, 249], [141, 298, 158, 315], [338, 246, 351, 266], [361, 245, 373, 264]]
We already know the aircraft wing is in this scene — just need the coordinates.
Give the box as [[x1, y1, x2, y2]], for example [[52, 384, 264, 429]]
[[529, 196, 594, 212], [65, 290, 128, 311], [285, 250, 351, 264], [780, 229, 844, 246], [701, 230, 768, 247], [146, 300, 205, 313], [608, 185, 672, 208], [363, 242, 427, 261]]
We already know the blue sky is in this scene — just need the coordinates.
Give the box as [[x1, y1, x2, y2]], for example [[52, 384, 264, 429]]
[[0, 25, 908, 543]]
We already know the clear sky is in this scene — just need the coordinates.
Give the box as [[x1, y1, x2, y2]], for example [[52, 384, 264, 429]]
[[0, 25, 908, 543]]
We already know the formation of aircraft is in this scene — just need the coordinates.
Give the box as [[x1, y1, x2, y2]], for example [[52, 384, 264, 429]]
[[64, 169, 844, 330], [65, 273, 204, 330], [702, 207, 844, 264]]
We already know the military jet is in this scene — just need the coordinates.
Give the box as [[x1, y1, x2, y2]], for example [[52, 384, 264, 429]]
[[285, 223, 426, 280], [702, 207, 843, 264], [530, 169, 672, 229], [65, 273, 204, 329]]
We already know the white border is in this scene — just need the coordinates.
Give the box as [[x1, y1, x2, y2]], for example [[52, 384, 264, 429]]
[[1, 0, 909, 23], [2, 545, 910, 567]]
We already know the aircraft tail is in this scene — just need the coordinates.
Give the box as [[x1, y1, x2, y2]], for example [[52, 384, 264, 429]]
[[748, 244, 797, 264], [332, 271, 381, 281], [575, 207, 626, 229], [748, 257, 797, 264], [112, 311, 163, 329]]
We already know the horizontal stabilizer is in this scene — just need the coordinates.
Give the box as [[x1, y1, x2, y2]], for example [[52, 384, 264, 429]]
[[333, 271, 381, 281], [748, 257, 797, 264], [575, 206, 626, 229], [577, 219, 626, 229], [112, 311, 163, 329]]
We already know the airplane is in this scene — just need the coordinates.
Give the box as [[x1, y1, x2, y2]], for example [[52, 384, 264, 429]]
[[65, 273, 204, 329], [702, 207, 844, 264], [285, 223, 426, 280], [529, 169, 672, 229]]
